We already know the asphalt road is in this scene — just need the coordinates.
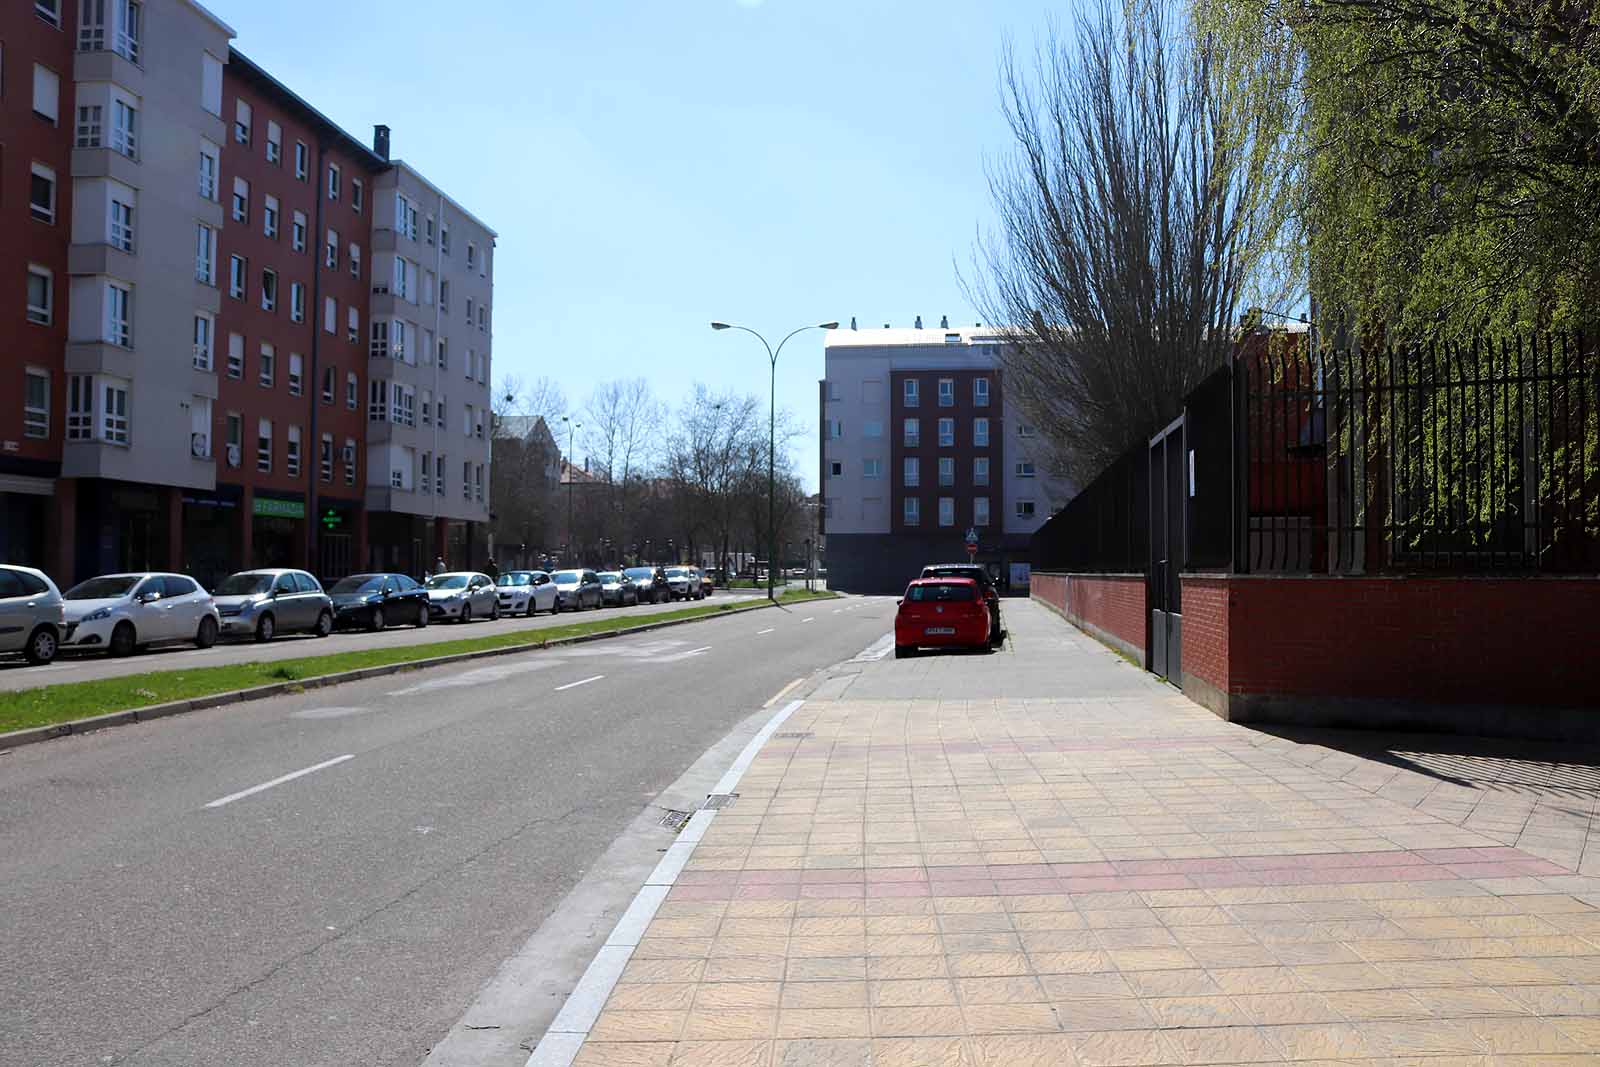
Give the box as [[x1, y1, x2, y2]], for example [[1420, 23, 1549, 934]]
[[0, 594, 892, 1067], [0, 590, 771, 692]]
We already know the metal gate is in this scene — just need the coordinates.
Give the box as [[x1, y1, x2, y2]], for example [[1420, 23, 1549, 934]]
[[1148, 416, 1185, 683]]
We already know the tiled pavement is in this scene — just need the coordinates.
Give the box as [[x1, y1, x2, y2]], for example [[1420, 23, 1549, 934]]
[[567, 599, 1600, 1065]]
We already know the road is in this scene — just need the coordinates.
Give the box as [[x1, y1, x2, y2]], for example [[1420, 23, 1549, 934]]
[[0, 590, 771, 692], [0, 594, 891, 1067]]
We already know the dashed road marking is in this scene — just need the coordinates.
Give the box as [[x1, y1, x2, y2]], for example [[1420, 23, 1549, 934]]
[[555, 674, 605, 692], [205, 754, 355, 809]]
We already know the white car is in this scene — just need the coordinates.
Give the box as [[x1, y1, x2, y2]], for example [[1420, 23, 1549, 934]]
[[495, 570, 558, 616], [663, 566, 702, 601], [426, 571, 500, 622], [61, 572, 220, 657]]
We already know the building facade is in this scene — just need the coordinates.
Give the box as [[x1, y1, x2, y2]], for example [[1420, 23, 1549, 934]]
[[820, 326, 1072, 594]]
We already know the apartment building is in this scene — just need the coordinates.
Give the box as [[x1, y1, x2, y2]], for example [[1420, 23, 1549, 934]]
[[820, 325, 1072, 594], [364, 153, 495, 575], [0, 0, 76, 571]]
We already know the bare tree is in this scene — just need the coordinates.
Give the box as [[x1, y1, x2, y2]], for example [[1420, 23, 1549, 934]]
[[581, 378, 663, 558], [973, 0, 1302, 481], [489, 375, 568, 565]]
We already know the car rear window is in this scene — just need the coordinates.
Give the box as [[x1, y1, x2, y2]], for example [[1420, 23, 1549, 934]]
[[164, 576, 199, 597], [0, 570, 25, 599], [907, 583, 975, 602]]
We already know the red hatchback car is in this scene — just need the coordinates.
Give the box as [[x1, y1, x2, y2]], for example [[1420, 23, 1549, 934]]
[[894, 577, 992, 658]]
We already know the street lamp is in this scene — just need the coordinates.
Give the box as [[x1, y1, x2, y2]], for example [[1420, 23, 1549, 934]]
[[561, 415, 581, 566], [711, 319, 839, 602]]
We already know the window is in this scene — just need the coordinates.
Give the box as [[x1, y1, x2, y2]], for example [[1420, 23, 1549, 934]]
[[232, 177, 249, 223], [392, 256, 415, 300], [939, 457, 955, 487], [346, 371, 357, 409], [320, 433, 333, 482], [826, 418, 843, 440], [464, 349, 474, 380], [863, 420, 883, 438], [227, 254, 246, 298], [903, 497, 920, 526], [323, 296, 336, 334], [288, 353, 303, 396], [466, 243, 476, 271], [436, 338, 447, 369], [226, 333, 243, 378], [394, 383, 415, 427], [369, 319, 389, 359], [234, 99, 251, 144], [347, 306, 359, 343], [478, 304, 487, 333], [112, 0, 140, 62], [326, 162, 340, 201], [77, 105, 103, 148], [938, 418, 955, 447], [24, 370, 49, 439], [286, 425, 301, 476], [321, 366, 335, 404], [903, 418, 920, 447], [260, 268, 277, 312], [463, 403, 474, 437], [263, 194, 279, 238], [903, 378, 920, 407], [67, 375, 92, 440], [325, 229, 338, 269], [104, 283, 131, 347], [463, 460, 472, 500], [35, 0, 61, 27], [293, 141, 308, 180], [1018, 422, 1037, 438], [26, 266, 53, 325], [435, 453, 445, 495], [938, 378, 954, 407], [110, 97, 136, 158], [974, 456, 990, 486], [476, 464, 485, 503], [349, 243, 361, 278], [195, 225, 217, 284], [257, 342, 277, 387], [439, 279, 450, 312], [938, 498, 955, 527], [975, 497, 991, 527], [367, 380, 387, 422], [974, 417, 989, 447], [974, 377, 990, 406], [192, 313, 213, 370], [201, 54, 222, 116], [352, 178, 364, 213], [265, 120, 281, 164], [33, 65, 59, 123], [440, 225, 450, 255], [827, 460, 841, 478], [109, 189, 134, 251], [344, 438, 356, 486], [826, 380, 840, 402], [225, 412, 242, 466], [392, 320, 409, 362], [257, 418, 272, 471], [90, 379, 129, 444], [1014, 499, 1038, 521], [903, 456, 919, 486], [466, 296, 475, 326], [1015, 461, 1036, 478], [289, 282, 305, 323], [863, 458, 882, 479], [29, 162, 56, 223], [421, 388, 432, 425], [394, 193, 418, 240]]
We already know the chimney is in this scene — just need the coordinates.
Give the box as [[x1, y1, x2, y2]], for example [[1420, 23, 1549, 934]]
[[373, 124, 391, 160], [914, 315, 923, 329], [940, 315, 949, 329], [850, 316, 857, 330]]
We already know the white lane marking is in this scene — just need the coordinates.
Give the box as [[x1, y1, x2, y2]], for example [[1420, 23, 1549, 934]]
[[555, 674, 605, 692], [291, 705, 372, 720], [832, 608, 842, 614], [764, 677, 804, 708], [801, 617, 815, 624], [851, 633, 895, 662], [388, 658, 559, 696], [683, 646, 712, 656], [756, 628, 775, 635], [205, 754, 355, 809]]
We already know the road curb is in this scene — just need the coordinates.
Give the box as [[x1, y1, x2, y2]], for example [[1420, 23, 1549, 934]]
[[0, 597, 833, 755]]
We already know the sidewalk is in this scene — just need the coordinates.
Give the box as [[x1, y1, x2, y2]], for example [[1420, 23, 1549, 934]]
[[559, 598, 1600, 1065]]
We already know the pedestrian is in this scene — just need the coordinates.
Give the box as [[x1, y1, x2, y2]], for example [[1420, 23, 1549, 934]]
[[434, 555, 447, 576], [485, 556, 499, 581]]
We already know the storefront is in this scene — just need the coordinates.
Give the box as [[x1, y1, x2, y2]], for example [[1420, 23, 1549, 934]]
[[0, 472, 54, 571], [251, 493, 306, 570], [74, 480, 175, 581], [312, 497, 362, 583], [181, 485, 243, 591]]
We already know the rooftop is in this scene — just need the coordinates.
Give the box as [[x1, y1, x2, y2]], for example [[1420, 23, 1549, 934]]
[[824, 325, 1013, 349]]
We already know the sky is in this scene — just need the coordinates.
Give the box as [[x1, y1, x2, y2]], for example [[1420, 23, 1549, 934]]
[[210, 0, 1066, 490]]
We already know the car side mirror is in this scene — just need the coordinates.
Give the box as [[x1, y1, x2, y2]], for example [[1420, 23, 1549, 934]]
[[896, 599, 904, 607], [139, 591, 162, 604]]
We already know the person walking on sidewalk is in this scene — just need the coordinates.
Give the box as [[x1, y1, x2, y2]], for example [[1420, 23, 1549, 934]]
[[485, 557, 500, 581]]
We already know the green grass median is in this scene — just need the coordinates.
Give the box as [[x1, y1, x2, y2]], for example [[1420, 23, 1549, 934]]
[[0, 589, 839, 736]]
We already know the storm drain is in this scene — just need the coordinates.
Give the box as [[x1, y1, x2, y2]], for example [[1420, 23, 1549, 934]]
[[658, 809, 692, 832], [774, 732, 814, 740], [701, 793, 739, 811]]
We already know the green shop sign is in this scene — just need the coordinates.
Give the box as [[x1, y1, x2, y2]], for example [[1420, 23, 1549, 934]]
[[253, 497, 305, 519]]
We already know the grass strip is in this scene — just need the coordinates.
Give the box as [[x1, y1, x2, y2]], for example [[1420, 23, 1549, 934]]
[[0, 590, 837, 735]]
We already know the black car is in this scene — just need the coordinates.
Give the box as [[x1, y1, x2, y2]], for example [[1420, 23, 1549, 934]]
[[919, 563, 1004, 645], [623, 566, 669, 604], [328, 572, 431, 630]]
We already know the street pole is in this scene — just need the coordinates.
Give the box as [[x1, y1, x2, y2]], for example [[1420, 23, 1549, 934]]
[[711, 319, 838, 603], [561, 415, 580, 566]]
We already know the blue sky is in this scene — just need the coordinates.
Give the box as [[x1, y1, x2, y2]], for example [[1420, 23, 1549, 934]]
[[212, 0, 1063, 489]]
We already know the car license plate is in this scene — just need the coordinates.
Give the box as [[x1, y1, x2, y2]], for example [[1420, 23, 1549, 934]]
[[925, 626, 956, 635]]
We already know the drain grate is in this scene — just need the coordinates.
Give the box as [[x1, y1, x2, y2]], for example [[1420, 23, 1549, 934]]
[[774, 732, 814, 740], [701, 793, 739, 811], [658, 809, 692, 831]]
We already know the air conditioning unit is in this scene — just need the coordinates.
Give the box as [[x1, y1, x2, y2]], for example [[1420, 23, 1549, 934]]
[[191, 432, 209, 458], [225, 443, 241, 468], [342, 444, 355, 463]]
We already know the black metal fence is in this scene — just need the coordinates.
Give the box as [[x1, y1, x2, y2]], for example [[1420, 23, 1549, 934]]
[[1031, 331, 1600, 576]]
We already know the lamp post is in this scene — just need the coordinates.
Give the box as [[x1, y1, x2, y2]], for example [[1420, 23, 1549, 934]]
[[711, 319, 839, 602], [561, 415, 581, 566]]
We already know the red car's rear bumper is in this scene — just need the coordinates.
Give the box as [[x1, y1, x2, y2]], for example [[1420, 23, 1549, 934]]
[[894, 615, 990, 649]]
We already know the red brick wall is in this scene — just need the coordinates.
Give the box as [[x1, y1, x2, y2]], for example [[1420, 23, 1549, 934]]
[[1033, 572, 1146, 654], [1180, 578, 1230, 694]]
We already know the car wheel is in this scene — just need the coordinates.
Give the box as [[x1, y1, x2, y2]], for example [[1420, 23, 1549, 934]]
[[315, 610, 334, 638], [369, 606, 386, 632], [415, 604, 429, 628], [23, 625, 58, 665], [195, 616, 219, 649], [460, 603, 473, 624], [894, 644, 914, 659], [110, 621, 137, 658], [255, 613, 275, 643], [490, 600, 500, 621]]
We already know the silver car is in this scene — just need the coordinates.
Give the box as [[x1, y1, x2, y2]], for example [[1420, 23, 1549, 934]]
[[663, 566, 702, 601], [0, 564, 67, 665], [61, 572, 220, 657], [212, 569, 334, 641], [426, 571, 500, 622], [496, 571, 559, 616]]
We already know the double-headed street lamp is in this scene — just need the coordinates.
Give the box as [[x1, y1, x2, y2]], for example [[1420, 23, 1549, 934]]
[[711, 319, 839, 602]]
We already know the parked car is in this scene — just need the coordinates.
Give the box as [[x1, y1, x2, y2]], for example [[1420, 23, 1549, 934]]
[[328, 572, 431, 630], [663, 566, 702, 601], [551, 569, 603, 611], [61, 572, 220, 656], [894, 577, 991, 658], [623, 566, 669, 604], [213, 568, 333, 641], [0, 564, 66, 665], [597, 571, 639, 607], [427, 571, 499, 622], [496, 570, 558, 616], [920, 563, 1004, 645]]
